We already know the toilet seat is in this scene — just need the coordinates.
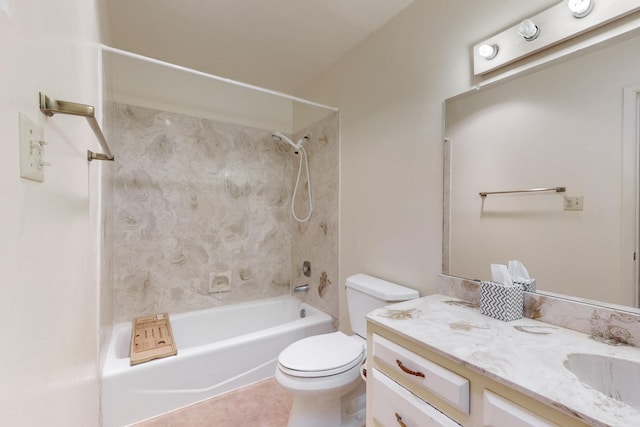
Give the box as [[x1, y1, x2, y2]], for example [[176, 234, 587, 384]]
[[278, 332, 365, 378]]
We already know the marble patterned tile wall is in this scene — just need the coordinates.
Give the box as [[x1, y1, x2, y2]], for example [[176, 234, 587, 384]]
[[111, 104, 297, 321], [291, 113, 340, 321], [438, 274, 640, 347]]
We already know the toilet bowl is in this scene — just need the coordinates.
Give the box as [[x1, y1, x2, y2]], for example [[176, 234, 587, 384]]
[[276, 274, 419, 427], [276, 332, 366, 427]]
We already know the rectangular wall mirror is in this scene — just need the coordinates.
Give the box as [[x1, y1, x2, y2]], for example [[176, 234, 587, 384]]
[[444, 31, 640, 311]]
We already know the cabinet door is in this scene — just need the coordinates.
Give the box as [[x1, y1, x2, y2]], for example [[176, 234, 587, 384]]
[[371, 369, 461, 427], [483, 391, 557, 427]]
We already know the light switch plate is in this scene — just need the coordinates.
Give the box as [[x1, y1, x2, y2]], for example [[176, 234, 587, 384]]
[[19, 112, 45, 182]]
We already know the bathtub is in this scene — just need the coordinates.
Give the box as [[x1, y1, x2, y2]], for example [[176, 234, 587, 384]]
[[101, 296, 333, 427]]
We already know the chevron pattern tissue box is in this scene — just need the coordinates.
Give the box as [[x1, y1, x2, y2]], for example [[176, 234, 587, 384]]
[[480, 281, 523, 321], [513, 278, 536, 293]]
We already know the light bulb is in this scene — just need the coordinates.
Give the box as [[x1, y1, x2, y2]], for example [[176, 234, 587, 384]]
[[568, 0, 593, 18], [478, 44, 499, 60], [517, 19, 540, 41]]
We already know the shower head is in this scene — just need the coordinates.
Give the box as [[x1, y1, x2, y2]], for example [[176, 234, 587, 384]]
[[272, 131, 312, 151], [272, 131, 300, 150]]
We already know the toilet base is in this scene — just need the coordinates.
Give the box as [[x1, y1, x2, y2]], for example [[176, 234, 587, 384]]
[[287, 395, 341, 427], [285, 381, 365, 427], [341, 381, 366, 427]]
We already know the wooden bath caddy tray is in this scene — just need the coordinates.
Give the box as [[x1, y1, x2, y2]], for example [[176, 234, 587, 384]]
[[130, 313, 177, 366]]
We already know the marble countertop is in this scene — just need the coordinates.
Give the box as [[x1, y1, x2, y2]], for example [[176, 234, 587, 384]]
[[367, 294, 640, 427]]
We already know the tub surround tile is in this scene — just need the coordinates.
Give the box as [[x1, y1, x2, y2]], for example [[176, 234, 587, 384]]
[[291, 113, 339, 321], [439, 274, 640, 347], [112, 104, 290, 321], [368, 294, 640, 426], [111, 104, 339, 322]]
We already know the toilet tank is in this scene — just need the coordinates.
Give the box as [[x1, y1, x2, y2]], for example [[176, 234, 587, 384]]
[[346, 274, 419, 338]]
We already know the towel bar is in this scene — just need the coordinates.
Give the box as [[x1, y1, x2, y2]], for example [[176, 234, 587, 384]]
[[479, 187, 565, 198], [39, 92, 114, 161]]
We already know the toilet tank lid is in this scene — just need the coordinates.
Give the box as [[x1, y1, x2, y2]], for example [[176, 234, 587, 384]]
[[346, 274, 419, 301]]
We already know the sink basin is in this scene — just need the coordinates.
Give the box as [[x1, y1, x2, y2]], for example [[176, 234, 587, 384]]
[[564, 353, 640, 410]]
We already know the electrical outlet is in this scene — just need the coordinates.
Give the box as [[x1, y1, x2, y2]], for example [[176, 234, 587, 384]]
[[563, 196, 584, 211]]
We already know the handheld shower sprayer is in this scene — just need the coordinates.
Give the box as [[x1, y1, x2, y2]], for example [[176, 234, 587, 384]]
[[272, 131, 301, 150], [271, 131, 314, 222], [271, 132, 311, 154]]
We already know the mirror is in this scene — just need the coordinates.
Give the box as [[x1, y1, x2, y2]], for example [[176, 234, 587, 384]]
[[444, 32, 640, 310]]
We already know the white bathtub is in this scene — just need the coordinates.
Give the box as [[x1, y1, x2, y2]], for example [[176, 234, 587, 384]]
[[101, 296, 333, 427]]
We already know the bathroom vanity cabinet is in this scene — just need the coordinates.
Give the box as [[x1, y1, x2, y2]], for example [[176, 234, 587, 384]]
[[367, 326, 583, 426], [365, 294, 640, 427]]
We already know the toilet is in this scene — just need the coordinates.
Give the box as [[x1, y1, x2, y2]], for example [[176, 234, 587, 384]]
[[276, 273, 419, 427]]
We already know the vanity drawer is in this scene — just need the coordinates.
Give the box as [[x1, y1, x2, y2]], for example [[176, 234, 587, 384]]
[[373, 334, 470, 414], [483, 390, 557, 427], [371, 368, 461, 427]]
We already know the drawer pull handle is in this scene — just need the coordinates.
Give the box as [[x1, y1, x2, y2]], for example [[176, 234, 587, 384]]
[[396, 359, 425, 378], [395, 412, 407, 427]]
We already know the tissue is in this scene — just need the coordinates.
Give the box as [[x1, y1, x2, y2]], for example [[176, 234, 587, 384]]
[[480, 264, 523, 322], [508, 260, 536, 292], [491, 264, 512, 286]]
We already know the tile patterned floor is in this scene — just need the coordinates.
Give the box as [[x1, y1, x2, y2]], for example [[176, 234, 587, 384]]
[[132, 377, 292, 427]]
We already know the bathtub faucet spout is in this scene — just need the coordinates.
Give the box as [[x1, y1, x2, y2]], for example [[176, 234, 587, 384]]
[[293, 284, 310, 293]]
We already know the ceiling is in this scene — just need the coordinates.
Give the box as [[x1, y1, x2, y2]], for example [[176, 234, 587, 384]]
[[103, 0, 415, 94]]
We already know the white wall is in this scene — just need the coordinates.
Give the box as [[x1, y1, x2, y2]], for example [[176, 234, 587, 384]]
[[296, 0, 557, 330], [0, 1, 102, 425], [105, 50, 296, 133]]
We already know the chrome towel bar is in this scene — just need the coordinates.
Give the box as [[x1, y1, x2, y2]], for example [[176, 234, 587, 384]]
[[479, 187, 566, 198], [39, 92, 114, 162]]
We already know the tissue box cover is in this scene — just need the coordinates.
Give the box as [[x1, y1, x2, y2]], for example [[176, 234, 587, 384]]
[[513, 278, 536, 293], [480, 281, 523, 322]]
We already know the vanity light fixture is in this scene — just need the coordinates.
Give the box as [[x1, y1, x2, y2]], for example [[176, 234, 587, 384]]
[[517, 19, 540, 41], [478, 44, 499, 60], [568, 0, 594, 18], [473, 1, 640, 75]]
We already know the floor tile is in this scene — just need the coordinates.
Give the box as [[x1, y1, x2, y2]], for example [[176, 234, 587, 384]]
[[131, 377, 292, 427]]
